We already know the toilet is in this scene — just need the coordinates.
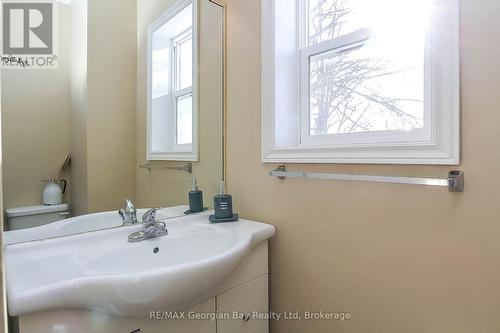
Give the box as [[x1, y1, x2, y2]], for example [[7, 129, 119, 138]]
[[5, 204, 70, 231]]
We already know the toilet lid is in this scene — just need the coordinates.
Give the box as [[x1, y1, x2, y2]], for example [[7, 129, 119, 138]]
[[6, 204, 69, 218]]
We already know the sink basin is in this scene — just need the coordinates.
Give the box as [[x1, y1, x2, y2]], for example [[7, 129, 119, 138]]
[[5, 212, 275, 317], [3, 205, 189, 245]]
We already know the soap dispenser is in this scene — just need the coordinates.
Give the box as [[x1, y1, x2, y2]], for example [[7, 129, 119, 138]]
[[188, 178, 204, 213], [210, 181, 239, 223]]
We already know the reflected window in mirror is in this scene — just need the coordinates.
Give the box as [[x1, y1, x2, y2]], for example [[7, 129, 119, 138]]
[[148, 0, 198, 161]]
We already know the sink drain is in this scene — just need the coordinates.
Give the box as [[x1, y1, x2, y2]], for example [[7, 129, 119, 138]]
[[153, 247, 159, 254]]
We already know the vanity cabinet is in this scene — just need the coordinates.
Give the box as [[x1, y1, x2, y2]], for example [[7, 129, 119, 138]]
[[16, 241, 270, 333]]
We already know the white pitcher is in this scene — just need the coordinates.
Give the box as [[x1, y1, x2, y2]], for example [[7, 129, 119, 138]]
[[42, 179, 67, 205]]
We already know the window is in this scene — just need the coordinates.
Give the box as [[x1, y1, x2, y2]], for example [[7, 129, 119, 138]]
[[172, 29, 193, 149], [147, 0, 198, 161], [262, 0, 459, 164]]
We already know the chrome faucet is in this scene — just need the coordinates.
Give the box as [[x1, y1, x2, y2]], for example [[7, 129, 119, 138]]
[[118, 199, 139, 225], [128, 208, 168, 243]]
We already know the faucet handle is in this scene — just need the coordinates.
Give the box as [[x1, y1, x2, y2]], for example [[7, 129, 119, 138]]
[[142, 208, 159, 226], [119, 199, 138, 225], [124, 199, 136, 213]]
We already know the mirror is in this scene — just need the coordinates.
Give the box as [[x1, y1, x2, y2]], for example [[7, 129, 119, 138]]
[[1, 0, 225, 244], [148, 0, 197, 161]]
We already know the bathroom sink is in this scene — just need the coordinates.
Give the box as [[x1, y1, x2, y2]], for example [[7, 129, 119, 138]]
[[3, 205, 189, 245], [5, 212, 275, 317]]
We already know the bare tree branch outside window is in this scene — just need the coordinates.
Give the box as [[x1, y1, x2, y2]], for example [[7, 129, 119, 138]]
[[307, 0, 424, 136]]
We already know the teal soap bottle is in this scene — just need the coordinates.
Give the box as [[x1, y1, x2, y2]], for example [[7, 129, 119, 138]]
[[188, 178, 204, 213]]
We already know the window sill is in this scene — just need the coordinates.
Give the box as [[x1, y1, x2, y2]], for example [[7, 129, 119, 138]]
[[262, 145, 459, 165], [147, 152, 198, 162]]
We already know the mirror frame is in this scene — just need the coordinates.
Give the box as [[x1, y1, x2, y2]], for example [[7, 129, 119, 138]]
[[146, 0, 199, 161]]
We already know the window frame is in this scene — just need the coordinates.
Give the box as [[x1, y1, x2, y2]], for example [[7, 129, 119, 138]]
[[171, 28, 194, 151], [146, 0, 199, 161], [262, 0, 460, 165], [173, 91, 193, 149], [173, 28, 193, 91]]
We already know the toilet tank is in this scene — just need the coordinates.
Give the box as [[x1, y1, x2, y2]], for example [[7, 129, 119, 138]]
[[5, 204, 70, 231]]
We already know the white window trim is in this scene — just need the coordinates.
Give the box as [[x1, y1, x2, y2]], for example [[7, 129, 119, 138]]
[[173, 90, 193, 151], [262, 0, 460, 165], [299, 30, 433, 147], [172, 28, 193, 90], [147, 0, 199, 161], [172, 29, 193, 151]]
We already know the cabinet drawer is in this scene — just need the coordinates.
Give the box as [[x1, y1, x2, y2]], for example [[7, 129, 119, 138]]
[[216, 275, 268, 333]]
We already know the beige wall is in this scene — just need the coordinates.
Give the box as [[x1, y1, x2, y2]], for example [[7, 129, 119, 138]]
[[0, 71, 6, 333], [70, 0, 137, 215], [136, 0, 223, 208], [1, 4, 71, 210], [69, 0, 88, 216], [85, 0, 137, 213], [2, 0, 137, 216], [226, 0, 500, 332]]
